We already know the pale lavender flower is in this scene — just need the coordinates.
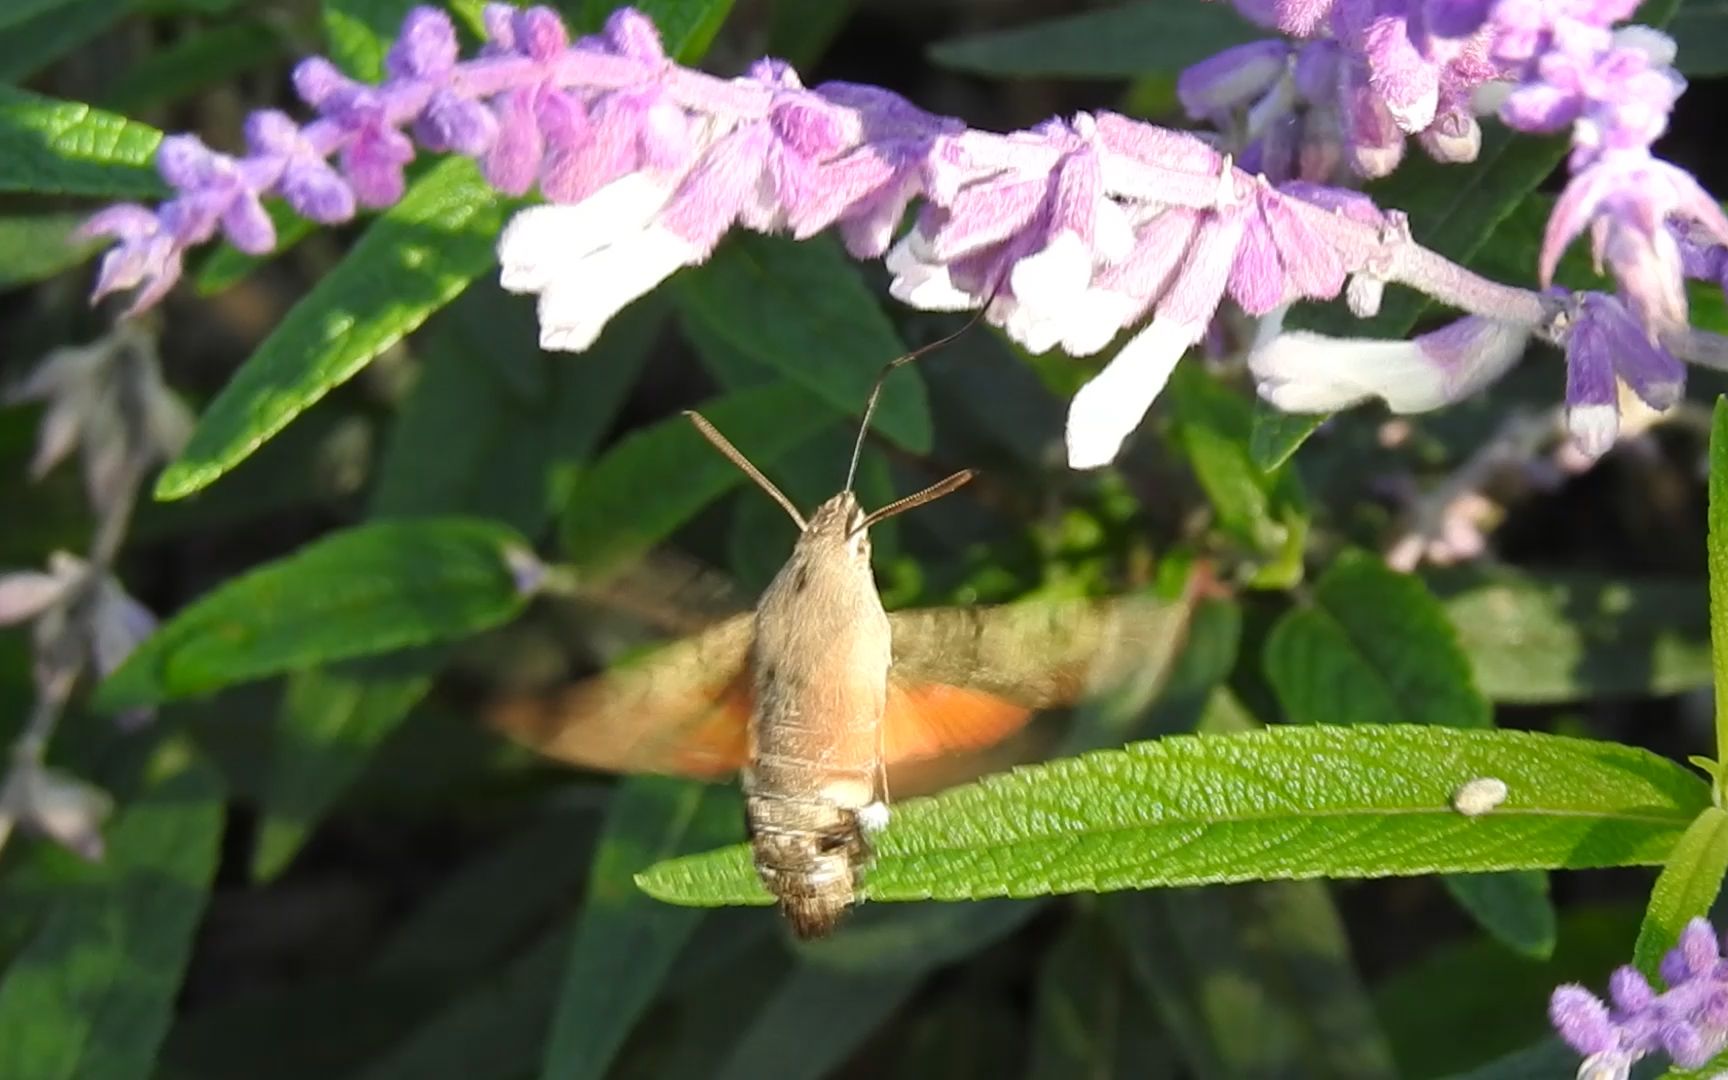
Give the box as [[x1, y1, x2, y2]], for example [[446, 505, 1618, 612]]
[[0, 758, 113, 862], [1552, 916, 1728, 1077], [5, 322, 192, 524], [0, 552, 158, 688]]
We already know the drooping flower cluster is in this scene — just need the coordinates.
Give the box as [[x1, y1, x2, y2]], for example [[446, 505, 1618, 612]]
[[1196, 0, 1728, 459], [1552, 917, 1728, 1078], [77, 3, 1728, 471], [0, 323, 181, 862], [82, 3, 1573, 469]]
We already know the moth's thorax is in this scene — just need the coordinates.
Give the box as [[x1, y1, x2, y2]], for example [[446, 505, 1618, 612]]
[[744, 490, 894, 938], [750, 491, 893, 736]]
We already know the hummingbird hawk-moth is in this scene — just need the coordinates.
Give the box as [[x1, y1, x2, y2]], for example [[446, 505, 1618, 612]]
[[487, 343, 1185, 937]]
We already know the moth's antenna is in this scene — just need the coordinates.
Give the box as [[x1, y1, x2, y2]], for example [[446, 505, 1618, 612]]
[[843, 288, 1000, 495], [685, 411, 807, 530], [852, 469, 975, 535]]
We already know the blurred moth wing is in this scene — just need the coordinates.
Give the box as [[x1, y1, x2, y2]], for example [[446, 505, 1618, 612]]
[[484, 592, 1190, 788]]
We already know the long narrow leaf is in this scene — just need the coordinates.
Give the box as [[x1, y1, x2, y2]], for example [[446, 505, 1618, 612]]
[[539, 777, 738, 1080], [1633, 806, 1728, 977], [97, 517, 533, 710], [639, 725, 1707, 906], [0, 739, 223, 1080]]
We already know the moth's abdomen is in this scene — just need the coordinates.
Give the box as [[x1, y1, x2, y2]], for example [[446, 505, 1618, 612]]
[[745, 791, 865, 939]]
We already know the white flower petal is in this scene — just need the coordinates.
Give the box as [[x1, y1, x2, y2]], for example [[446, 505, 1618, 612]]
[[1249, 332, 1426, 412], [0, 572, 68, 625], [535, 226, 700, 353], [1614, 25, 1677, 67], [1058, 291, 1140, 357], [1094, 199, 1136, 264], [1009, 230, 1091, 310], [886, 233, 979, 311], [1, 763, 112, 861], [1065, 318, 1196, 469], [26, 395, 82, 481], [1247, 318, 1528, 415], [1566, 402, 1619, 461], [497, 174, 673, 295]]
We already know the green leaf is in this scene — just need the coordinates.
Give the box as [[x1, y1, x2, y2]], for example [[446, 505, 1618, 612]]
[[97, 517, 533, 709], [252, 664, 435, 879], [99, 18, 285, 112], [928, 0, 1262, 78], [794, 899, 1040, 975], [539, 777, 738, 1080], [0, 738, 222, 1080], [0, 213, 102, 289], [372, 802, 601, 980], [560, 381, 834, 571], [1711, 397, 1728, 776], [1443, 870, 1556, 960], [767, 0, 857, 67], [1030, 917, 1177, 1079], [1672, 0, 1728, 76], [1441, 1040, 1583, 1080], [356, 929, 566, 1080], [1633, 806, 1728, 978], [1266, 552, 1554, 955], [638, 725, 1708, 906], [371, 280, 658, 528], [713, 966, 926, 1080], [1437, 569, 1712, 703], [155, 157, 506, 500], [323, 0, 418, 80], [0, 0, 127, 83], [1249, 410, 1329, 473], [1165, 363, 1307, 586], [675, 232, 932, 453], [0, 87, 163, 197], [1112, 881, 1397, 1078], [0, 0, 98, 31], [1266, 551, 1491, 730]]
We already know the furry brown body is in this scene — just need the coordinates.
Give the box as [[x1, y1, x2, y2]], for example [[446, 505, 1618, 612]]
[[744, 492, 889, 938]]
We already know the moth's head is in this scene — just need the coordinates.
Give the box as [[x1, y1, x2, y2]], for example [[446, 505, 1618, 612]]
[[802, 492, 871, 566]]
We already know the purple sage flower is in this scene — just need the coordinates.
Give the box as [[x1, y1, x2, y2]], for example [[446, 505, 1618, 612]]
[[74, 3, 1728, 471], [1558, 290, 1685, 459], [1187, 0, 1502, 183], [1552, 916, 1728, 1077]]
